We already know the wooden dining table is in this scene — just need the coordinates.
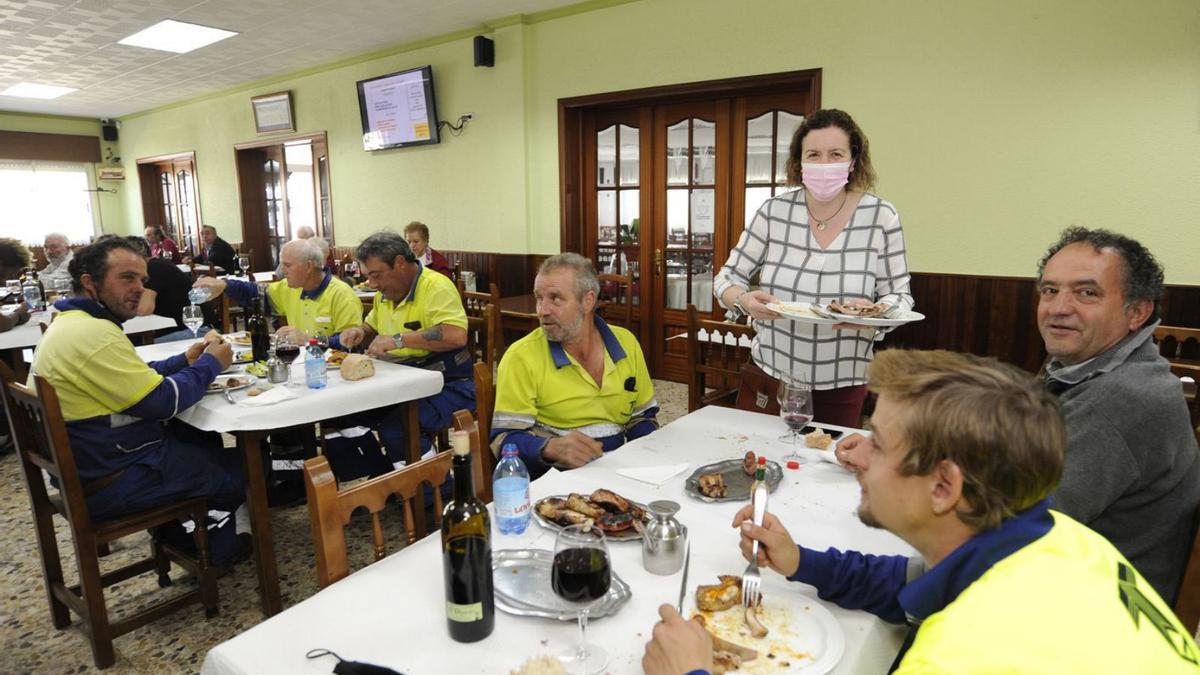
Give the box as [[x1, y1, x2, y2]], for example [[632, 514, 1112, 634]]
[[135, 340, 444, 617], [200, 405, 912, 674]]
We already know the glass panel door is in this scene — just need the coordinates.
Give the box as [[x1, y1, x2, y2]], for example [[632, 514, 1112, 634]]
[[593, 118, 642, 312], [743, 110, 803, 226], [663, 118, 714, 312]]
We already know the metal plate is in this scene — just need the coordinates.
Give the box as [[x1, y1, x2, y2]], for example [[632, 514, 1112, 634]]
[[492, 549, 631, 621], [684, 458, 784, 502], [531, 494, 648, 542]]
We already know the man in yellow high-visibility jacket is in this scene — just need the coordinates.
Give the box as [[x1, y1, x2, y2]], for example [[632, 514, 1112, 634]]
[[642, 349, 1199, 675]]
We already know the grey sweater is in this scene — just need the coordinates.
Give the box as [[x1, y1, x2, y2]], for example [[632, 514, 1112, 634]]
[[1046, 322, 1200, 602]]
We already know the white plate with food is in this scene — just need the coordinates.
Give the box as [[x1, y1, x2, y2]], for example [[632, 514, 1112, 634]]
[[822, 301, 924, 327], [206, 375, 254, 394], [532, 490, 648, 542], [693, 575, 845, 674], [224, 332, 253, 346], [764, 302, 838, 325]]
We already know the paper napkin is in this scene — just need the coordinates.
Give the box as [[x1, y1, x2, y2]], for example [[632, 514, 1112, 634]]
[[238, 386, 297, 407], [615, 463, 690, 487]]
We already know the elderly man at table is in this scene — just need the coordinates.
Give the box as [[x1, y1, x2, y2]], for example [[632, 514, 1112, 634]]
[[187, 224, 239, 274], [195, 238, 363, 345], [28, 236, 250, 565], [144, 225, 181, 263], [39, 232, 75, 288], [337, 231, 474, 466], [643, 349, 1198, 675], [491, 253, 658, 480]]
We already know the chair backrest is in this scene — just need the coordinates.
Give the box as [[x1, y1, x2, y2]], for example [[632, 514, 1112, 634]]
[[1154, 325, 1200, 430], [686, 303, 755, 412], [304, 451, 454, 587], [451, 260, 463, 292], [458, 363, 497, 498], [1173, 505, 1200, 635], [597, 273, 634, 330], [0, 363, 92, 528], [452, 409, 491, 503], [463, 283, 502, 367]]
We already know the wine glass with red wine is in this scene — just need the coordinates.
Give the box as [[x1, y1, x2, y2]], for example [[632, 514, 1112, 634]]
[[551, 524, 611, 674], [778, 374, 813, 462]]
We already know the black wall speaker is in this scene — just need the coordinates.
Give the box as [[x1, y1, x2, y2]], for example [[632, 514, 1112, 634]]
[[473, 35, 494, 68], [101, 121, 118, 142]]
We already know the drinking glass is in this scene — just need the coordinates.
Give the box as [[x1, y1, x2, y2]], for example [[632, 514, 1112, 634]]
[[314, 329, 329, 353], [182, 305, 204, 340], [274, 334, 302, 365], [238, 254, 251, 276], [778, 375, 814, 462], [551, 524, 611, 675]]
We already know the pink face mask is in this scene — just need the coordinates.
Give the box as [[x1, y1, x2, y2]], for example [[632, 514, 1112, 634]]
[[801, 161, 851, 201]]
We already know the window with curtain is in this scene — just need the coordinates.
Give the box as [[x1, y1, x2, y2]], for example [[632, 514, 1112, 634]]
[[0, 159, 97, 245]]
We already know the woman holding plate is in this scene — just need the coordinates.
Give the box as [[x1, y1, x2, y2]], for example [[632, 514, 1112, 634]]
[[714, 109, 913, 428]]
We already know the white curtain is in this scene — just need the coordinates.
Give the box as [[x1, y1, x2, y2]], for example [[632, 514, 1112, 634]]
[[0, 159, 97, 244]]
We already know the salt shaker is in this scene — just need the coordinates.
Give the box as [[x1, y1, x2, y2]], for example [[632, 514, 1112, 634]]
[[642, 500, 687, 575]]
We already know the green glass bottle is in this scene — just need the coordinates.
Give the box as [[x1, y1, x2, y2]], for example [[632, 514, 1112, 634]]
[[441, 430, 495, 642]]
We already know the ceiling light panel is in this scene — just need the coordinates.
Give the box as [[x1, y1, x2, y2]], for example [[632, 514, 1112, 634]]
[[1, 82, 78, 99], [118, 19, 238, 54]]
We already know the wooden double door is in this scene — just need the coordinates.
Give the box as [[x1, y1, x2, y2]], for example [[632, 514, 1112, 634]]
[[561, 71, 820, 381]]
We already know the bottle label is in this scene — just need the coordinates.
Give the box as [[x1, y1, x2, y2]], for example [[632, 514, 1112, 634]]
[[446, 601, 483, 622]]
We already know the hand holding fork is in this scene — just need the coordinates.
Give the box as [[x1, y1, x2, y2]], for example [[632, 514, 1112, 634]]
[[731, 505, 803, 592]]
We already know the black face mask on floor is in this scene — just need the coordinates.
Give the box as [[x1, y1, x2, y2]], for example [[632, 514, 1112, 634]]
[[306, 649, 405, 675]]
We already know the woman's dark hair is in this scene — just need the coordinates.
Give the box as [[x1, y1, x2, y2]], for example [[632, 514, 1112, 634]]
[[68, 235, 143, 292], [0, 237, 32, 273], [1037, 227, 1164, 325], [785, 108, 877, 192], [355, 231, 417, 266]]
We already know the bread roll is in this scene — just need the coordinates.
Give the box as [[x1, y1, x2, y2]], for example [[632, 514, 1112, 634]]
[[203, 329, 224, 344], [805, 430, 833, 449], [341, 354, 375, 381]]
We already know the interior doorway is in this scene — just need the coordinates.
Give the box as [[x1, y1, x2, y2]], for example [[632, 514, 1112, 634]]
[[234, 132, 333, 273], [560, 71, 821, 381], [136, 151, 201, 254]]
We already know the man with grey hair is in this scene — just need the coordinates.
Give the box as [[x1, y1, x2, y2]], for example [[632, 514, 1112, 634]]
[[40, 232, 74, 287], [195, 238, 362, 344], [1036, 226, 1200, 602], [492, 253, 658, 479], [334, 230, 474, 470]]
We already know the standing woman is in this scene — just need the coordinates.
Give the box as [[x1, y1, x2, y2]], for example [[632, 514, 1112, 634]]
[[714, 109, 913, 428]]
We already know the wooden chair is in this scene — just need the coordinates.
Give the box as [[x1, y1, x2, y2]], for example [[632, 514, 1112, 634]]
[[597, 273, 635, 330], [455, 362, 497, 500], [1153, 325, 1200, 429], [685, 303, 755, 412], [463, 283, 502, 368], [303, 426, 489, 588], [0, 363, 217, 669]]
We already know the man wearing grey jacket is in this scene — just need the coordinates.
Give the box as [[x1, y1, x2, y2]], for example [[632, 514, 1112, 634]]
[[1037, 227, 1200, 603]]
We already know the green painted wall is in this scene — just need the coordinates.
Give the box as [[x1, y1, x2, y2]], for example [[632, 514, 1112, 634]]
[[5, 0, 1198, 283], [0, 112, 126, 235]]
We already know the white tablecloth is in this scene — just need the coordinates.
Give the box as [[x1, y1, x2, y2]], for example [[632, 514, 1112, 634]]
[[667, 274, 713, 312], [0, 310, 176, 351], [201, 406, 911, 675], [134, 342, 443, 431]]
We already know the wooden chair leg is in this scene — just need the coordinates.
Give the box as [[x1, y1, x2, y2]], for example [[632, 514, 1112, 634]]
[[31, 500, 71, 629], [97, 542, 111, 557], [190, 506, 219, 619], [152, 537, 172, 588], [74, 533, 115, 669]]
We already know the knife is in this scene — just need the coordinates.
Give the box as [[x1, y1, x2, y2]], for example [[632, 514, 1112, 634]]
[[677, 539, 690, 614]]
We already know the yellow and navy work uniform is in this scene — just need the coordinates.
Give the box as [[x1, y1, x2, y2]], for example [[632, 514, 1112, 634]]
[[770, 499, 1200, 674], [491, 315, 658, 479], [224, 271, 362, 340], [30, 297, 244, 526], [351, 264, 474, 461]]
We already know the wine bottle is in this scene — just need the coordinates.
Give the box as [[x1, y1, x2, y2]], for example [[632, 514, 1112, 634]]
[[441, 430, 495, 642], [247, 288, 271, 363]]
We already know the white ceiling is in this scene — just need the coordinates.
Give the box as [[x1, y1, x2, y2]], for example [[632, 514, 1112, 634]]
[[0, 0, 581, 119]]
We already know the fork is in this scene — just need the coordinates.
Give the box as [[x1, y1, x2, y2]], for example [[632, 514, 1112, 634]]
[[741, 486, 768, 608], [221, 387, 237, 405]]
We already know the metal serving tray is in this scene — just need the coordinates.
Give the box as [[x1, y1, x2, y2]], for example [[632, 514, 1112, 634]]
[[492, 549, 631, 621], [684, 458, 783, 502]]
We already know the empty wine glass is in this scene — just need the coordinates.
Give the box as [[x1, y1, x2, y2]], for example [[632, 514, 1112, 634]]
[[182, 305, 204, 340], [238, 254, 251, 276], [778, 374, 814, 462], [551, 524, 611, 675]]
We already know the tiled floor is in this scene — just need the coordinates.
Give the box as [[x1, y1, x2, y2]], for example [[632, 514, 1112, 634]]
[[0, 379, 688, 673]]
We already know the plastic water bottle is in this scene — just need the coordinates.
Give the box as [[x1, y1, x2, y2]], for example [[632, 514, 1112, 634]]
[[304, 338, 327, 390], [493, 444, 530, 535]]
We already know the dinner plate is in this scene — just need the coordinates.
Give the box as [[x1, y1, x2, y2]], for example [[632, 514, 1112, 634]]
[[206, 374, 255, 394], [696, 588, 845, 674], [224, 333, 252, 346], [765, 302, 838, 325], [492, 549, 631, 621], [824, 308, 925, 327], [232, 350, 253, 363], [684, 458, 784, 502], [531, 494, 648, 542]]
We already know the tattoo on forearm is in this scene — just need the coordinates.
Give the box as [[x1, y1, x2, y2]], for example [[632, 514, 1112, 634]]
[[419, 325, 444, 342]]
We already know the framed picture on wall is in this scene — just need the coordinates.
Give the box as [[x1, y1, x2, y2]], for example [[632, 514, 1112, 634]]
[[251, 91, 295, 134]]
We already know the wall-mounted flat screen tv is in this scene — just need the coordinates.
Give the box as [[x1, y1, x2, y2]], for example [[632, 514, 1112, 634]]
[[356, 65, 440, 151]]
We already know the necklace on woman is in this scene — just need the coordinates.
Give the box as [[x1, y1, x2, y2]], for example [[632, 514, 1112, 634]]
[[806, 190, 849, 231]]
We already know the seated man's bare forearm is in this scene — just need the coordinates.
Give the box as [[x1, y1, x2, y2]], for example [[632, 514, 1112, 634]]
[[401, 323, 467, 352]]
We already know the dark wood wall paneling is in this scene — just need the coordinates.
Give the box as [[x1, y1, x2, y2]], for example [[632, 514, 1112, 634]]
[[0, 130, 101, 163], [439, 250, 550, 298]]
